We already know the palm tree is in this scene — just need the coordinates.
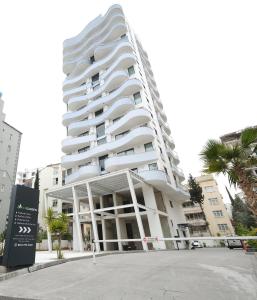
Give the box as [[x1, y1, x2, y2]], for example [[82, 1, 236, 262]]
[[45, 208, 69, 259], [188, 174, 212, 236], [200, 127, 257, 215]]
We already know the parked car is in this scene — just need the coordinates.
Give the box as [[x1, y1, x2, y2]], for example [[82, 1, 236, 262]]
[[226, 238, 243, 249], [191, 241, 203, 249]]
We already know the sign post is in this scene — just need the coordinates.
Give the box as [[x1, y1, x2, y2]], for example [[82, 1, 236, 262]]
[[2, 185, 39, 268]]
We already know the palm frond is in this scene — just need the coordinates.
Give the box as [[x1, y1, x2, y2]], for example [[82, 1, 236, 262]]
[[240, 127, 257, 149]]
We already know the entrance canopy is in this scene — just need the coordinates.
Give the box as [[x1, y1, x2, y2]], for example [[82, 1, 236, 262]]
[[46, 169, 145, 201]]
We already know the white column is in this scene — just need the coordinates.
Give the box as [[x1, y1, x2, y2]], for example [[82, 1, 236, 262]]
[[99, 196, 107, 251], [72, 187, 84, 252], [43, 192, 52, 252], [142, 184, 166, 250], [126, 172, 148, 251], [86, 182, 100, 252], [113, 193, 122, 251]]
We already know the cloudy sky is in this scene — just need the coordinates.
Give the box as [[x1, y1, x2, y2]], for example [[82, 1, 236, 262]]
[[0, 0, 256, 202]]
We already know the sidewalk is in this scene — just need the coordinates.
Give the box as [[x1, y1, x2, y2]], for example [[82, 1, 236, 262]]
[[35, 250, 93, 264]]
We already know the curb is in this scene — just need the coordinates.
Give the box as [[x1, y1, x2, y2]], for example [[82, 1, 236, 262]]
[[0, 250, 148, 282]]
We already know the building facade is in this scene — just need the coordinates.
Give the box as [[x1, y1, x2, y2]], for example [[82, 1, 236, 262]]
[[220, 126, 257, 214], [17, 164, 66, 228], [46, 4, 190, 252], [17, 168, 38, 187], [183, 175, 234, 239], [0, 93, 22, 232]]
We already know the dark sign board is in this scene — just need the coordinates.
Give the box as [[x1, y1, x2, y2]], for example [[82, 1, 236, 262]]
[[2, 185, 39, 268]]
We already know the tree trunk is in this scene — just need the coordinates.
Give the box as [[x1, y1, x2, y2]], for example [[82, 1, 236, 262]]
[[58, 236, 62, 259], [199, 203, 212, 236], [235, 167, 257, 216]]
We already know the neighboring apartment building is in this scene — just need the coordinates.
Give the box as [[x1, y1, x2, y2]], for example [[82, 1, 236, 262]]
[[46, 4, 190, 252], [220, 126, 257, 213], [0, 93, 22, 232], [37, 163, 66, 227], [17, 168, 38, 187], [183, 174, 234, 238], [17, 164, 66, 227], [220, 126, 257, 178]]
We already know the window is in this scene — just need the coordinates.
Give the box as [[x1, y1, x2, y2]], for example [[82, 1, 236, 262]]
[[164, 167, 168, 175], [115, 130, 129, 140], [90, 55, 95, 64], [148, 163, 158, 171], [120, 33, 126, 38], [97, 137, 106, 145], [209, 198, 219, 205], [213, 210, 223, 217], [9, 134, 12, 140], [133, 92, 142, 104], [52, 199, 58, 207], [144, 142, 153, 152], [99, 155, 108, 171], [170, 201, 173, 208], [79, 162, 91, 168], [79, 131, 89, 137], [95, 109, 103, 117], [67, 169, 72, 176], [92, 73, 99, 83], [218, 224, 228, 231], [117, 148, 134, 156], [53, 178, 58, 185], [131, 168, 138, 173], [205, 186, 215, 193], [0, 184, 5, 192], [96, 123, 105, 138], [128, 66, 135, 76], [78, 146, 90, 153]]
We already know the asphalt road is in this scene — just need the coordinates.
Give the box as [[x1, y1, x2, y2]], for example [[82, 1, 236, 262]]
[[0, 248, 256, 300]]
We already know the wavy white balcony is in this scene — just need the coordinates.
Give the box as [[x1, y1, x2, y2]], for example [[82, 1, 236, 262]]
[[94, 37, 128, 61], [68, 98, 134, 136], [65, 51, 136, 92], [162, 130, 175, 150], [139, 170, 188, 201], [64, 5, 124, 51], [106, 109, 151, 135], [65, 165, 100, 184], [64, 40, 134, 86], [64, 16, 125, 60], [67, 77, 141, 113], [105, 151, 158, 172], [172, 165, 185, 180], [64, 70, 128, 105], [62, 134, 96, 154], [62, 127, 154, 169], [166, 147, 180, 164], [64, 22, 127, 74]]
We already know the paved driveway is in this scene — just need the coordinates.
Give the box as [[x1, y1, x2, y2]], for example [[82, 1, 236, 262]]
[[0, 248, 256, 300]]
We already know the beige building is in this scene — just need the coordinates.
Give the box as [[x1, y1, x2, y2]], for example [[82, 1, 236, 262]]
[[183, 174, 234, 238]]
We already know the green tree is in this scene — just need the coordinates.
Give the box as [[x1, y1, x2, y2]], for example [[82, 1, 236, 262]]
[[0, 231, 5, 255], [200, 127, 257, 215], [188, 174, 211, 235], [45, 208, 69, 259], [232, 196, 257, 229], [34, 169, 40, 190]]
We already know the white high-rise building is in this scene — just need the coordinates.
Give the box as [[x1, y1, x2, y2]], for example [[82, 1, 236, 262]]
[[46, 4, 189, 252]]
